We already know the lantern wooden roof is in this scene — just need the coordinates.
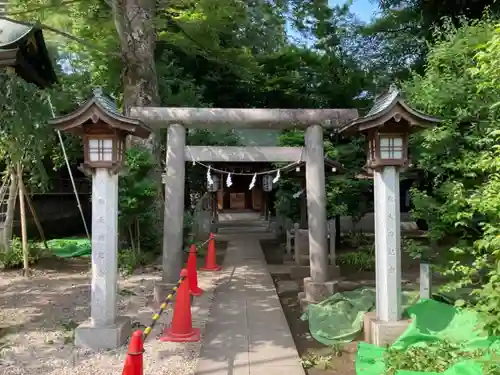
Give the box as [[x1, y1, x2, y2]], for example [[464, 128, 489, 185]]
[[0, 19, 57, 88], [49, 88, 153, 138], [340, 86, 441, 135]]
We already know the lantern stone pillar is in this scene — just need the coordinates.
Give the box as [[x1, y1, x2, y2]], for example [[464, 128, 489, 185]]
[[162, 123, 186, 283], [374, 166, 402, 321], [74, 168, 131, 349]]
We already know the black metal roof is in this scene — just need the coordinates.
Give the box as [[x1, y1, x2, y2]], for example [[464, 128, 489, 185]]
[[0, 18, 57, 88]]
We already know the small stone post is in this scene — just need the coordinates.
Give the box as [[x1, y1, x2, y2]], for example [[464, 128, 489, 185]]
[[420, 262, 431, 299], [327, 218, 336, 265]]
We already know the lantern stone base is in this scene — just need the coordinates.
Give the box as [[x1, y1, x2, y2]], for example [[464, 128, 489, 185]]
[[74, 316, 131, 350], [298, 277, 338, 311], [363, 311, 410, 346]]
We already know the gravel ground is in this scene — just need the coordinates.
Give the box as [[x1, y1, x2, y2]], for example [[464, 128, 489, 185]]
[[0, 259, 227, 375]]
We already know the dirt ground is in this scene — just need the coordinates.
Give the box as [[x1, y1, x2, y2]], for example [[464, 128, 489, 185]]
[[0, 241, 228, 375], [260, 237, 421, 375]]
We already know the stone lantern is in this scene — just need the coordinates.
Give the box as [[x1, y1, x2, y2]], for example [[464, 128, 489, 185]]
[[261, 174, 273, 220], [340, 85, 440, 344], [207, 173, 220, 223], [262, 174, 273, 192], [49, 88, 152, 350], [207, 173, 220, 193]]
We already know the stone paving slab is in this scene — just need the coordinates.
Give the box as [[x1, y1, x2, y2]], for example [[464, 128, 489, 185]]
[[195, 234, 305, 375]]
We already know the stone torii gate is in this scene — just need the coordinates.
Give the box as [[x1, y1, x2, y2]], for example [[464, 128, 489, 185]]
[[131, 107, 358, 302]]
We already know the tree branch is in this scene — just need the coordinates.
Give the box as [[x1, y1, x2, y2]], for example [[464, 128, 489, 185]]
[[0, 16, 121, 57], [0, 0, 85, 16]]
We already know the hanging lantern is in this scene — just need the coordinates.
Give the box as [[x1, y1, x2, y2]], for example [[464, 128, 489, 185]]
[[262, 175, 273, 192], [207, 173, 220, 192]]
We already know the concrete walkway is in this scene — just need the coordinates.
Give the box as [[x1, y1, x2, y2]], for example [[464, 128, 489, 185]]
[[195, 233, 305, 375]]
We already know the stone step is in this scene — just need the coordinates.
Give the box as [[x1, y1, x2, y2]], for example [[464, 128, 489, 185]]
[[217, 220, 269, 227], [217, 226, 269, 234]]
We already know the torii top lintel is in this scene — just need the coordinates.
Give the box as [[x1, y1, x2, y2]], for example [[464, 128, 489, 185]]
[[339, 86, 441, 135], [49, 88, 153, 139], [130, 106, 359, 130]]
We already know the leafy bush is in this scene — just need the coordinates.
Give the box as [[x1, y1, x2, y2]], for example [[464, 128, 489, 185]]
[[337, 245, 375, 271], [402, 17, 500, 335], [0, 236, 44, 269], [118, 248, 152, 276], [119, 145, 160, 254], [343, 231, 373, 248]]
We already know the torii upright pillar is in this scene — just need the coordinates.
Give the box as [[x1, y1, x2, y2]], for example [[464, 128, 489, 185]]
[[155, 123, 186, 302]]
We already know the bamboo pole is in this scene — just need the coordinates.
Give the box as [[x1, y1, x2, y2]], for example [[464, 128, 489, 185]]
[[3, 169, 18, 250], [23, 189, 49, 251], [128, 225, 136, 252], [136, 217, 141, 255], [17, 164, 29, 277], [48, 97, 90, 240]]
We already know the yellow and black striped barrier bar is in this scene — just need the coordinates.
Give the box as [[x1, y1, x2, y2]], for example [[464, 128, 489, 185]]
[[142, 275, 186, 341], [183, 236, 212, 253]]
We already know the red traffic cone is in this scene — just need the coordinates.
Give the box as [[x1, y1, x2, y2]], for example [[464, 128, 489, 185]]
[[187, 244, 203, 296], [200, 233, 221, 271], [122, 330, 144, 375], [159, 269, 200, 342]]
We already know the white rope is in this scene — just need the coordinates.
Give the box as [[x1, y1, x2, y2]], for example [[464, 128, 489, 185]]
[[48, 97, 91, 240], [185, 146, 304, 176]]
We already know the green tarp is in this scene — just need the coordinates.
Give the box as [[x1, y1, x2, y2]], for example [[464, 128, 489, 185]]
[[301, 286, 476, 347], [46, 238, 91, 258], [356, 299, 500, 375], [301, 287, 420, 346]]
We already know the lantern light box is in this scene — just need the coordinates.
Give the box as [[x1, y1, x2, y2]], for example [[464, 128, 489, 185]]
[[367, 130, 408, 169]]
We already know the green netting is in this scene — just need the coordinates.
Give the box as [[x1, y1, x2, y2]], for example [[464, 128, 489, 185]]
[[46, 238, 91, 257], [356, 299, 500, 375], [300, 287, 420, 346]]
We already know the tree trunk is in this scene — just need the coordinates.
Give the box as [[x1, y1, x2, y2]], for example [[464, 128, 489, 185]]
[[112, 0, 163, 233], [17, 164, 29, 277], [2, 168, 18, 251], [112, 0, 159, 119]]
